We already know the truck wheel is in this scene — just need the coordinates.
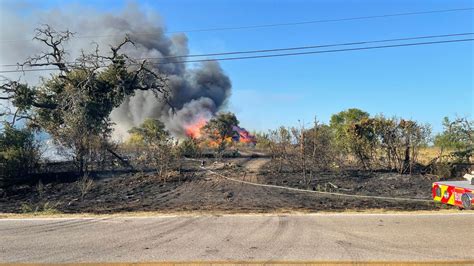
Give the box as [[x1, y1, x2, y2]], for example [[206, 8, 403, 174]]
[[461, 193, 472, 210]]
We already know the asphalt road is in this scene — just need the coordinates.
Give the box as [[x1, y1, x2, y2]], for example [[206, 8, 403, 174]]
[[1, 213, 473, 263]]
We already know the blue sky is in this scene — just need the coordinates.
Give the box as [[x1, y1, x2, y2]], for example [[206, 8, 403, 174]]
[[2, 0, 473, 133]]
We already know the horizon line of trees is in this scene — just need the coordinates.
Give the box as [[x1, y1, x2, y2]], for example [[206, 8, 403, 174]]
[[1, 101, 473, 188], [255, 109, 473, 185]]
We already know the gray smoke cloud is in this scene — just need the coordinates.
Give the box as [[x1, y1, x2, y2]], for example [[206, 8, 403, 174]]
[[0, 3, 231, 139]]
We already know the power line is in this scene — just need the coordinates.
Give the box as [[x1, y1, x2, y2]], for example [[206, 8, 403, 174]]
[[1, 32, 472, 68], [0, 38, 471, 74], [0, 7, 472, 43], [168, 7, 474, 33], [163, 38, 474, 64], [139, 32, 474, 60]]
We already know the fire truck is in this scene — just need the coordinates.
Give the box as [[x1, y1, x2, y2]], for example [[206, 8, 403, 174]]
[[432, 171, 474, 210]]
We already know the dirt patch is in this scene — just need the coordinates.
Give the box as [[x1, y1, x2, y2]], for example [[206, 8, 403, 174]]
[[242, 158, 270, 172], [0, 157, 448, 214]]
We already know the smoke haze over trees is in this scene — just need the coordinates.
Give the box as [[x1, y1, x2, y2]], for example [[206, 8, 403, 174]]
[[0, 3, 232, 139]]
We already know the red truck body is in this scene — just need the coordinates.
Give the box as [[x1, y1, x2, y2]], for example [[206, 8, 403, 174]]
[[432, 180, 473, 209]]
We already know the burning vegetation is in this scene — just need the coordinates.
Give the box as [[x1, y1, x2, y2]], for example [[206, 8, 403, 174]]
[[184, 115, 256, 147], [185, 118, 208, 139]]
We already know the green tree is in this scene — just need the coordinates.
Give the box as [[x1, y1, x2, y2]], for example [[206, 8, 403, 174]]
[[128, 119, 175, 178], [203, 112, 239, 156], [330, 108, 370, 151], [203, 112, 239, 140], [0, 124, 40, 188], [434, 116, 473, 162], [346, 117, 378, 170], [128, 119, 170, 145], [329, 108, 370, 166]]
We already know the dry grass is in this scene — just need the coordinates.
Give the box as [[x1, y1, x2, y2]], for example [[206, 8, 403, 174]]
[[19, 202, 60, 216], [418, 147, 442, 165]]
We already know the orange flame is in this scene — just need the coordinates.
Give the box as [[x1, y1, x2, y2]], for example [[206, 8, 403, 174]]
[[184, 117, 256, 147], [185, 118, 208, 139], [232, 125, 256, 144]]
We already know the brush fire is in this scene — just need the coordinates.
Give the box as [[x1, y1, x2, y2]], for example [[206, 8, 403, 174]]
[[185, 118, 207, 139], [184, 117, 256, 146]]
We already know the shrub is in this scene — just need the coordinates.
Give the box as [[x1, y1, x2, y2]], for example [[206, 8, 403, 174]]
[[78, 174, 94, 201], [177, 138, 201, 158], [0, 124, 40, 188], [128, 119, 176, 178]]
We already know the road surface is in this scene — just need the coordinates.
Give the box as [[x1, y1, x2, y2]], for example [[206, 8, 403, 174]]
[[1, 213, 473, 263]]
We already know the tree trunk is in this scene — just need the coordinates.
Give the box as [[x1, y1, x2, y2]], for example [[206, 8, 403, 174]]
[[403, 139, 410, 174]]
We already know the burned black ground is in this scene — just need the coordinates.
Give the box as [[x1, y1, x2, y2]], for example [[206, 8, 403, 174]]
[[0, 156, 453, 214]]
